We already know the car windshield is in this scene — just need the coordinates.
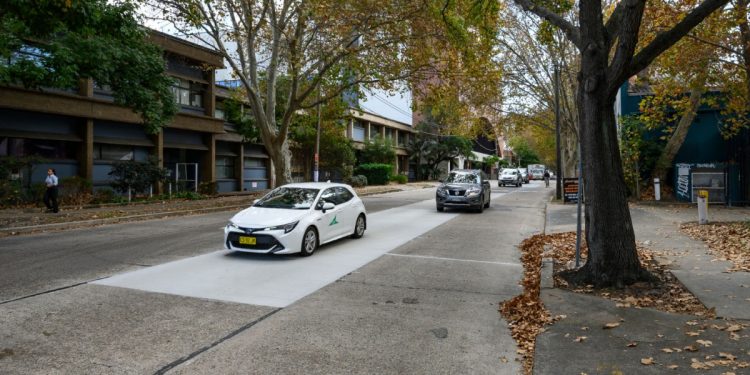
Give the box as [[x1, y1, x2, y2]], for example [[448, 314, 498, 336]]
[[254, 187, 320, 209], [445, 172, 478, 184], [503, 170, 517, 175]]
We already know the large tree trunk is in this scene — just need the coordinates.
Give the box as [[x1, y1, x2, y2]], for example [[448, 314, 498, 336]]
[[652, 88, 703, 183], [562, 22, 651, 288], [267, 138, 293, 187], [739, 0, 750, 203]]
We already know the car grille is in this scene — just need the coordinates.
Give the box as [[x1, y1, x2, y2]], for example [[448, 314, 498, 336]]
[[448, 189, 466, 196], [227, 232, 283, 250]]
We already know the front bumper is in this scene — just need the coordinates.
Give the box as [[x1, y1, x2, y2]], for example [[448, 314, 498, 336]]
[[223, 227, 301, 254], [500, 178, 518, 184], [436, 194, 482, 207]]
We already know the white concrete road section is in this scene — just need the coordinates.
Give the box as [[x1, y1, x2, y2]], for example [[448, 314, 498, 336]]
[[94, 195, 505, 308]]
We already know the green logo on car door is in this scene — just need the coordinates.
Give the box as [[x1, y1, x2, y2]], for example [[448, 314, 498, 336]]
[[329, 215, 339, 226]]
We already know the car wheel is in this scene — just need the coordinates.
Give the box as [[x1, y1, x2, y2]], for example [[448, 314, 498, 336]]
[[476, 203, 484, 213], [351, 214, 366, 239], [484, 196, 490, 208], [300, 227, 318, 256], [437, 205, 444, 212]]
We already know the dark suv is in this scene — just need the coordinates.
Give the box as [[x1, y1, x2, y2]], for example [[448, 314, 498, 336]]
[[435, 169, 491, 213]]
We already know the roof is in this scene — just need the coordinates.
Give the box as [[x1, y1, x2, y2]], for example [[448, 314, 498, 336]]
[[281, 182, 351, 189]]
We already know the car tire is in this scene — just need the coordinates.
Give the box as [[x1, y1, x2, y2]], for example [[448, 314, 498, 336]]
[[300, 227, 318, 256], [476, 203, 484, 213], [484, 196, 490, 208], [437, 205, 444, 212], [351, 214, 366, 239]]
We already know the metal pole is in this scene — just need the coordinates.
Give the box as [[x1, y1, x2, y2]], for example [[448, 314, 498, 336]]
[[575, 140, 583, 268], [314, 88, 321, 182], [554, 64, 563, 200]]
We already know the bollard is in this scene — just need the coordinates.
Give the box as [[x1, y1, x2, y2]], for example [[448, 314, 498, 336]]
[[654, 178, 661, 201], [697, 190, 708, 224]]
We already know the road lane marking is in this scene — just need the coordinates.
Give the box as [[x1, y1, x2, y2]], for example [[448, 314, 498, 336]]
[[384, 253, 522, 267], [93, 199, 462, 308]]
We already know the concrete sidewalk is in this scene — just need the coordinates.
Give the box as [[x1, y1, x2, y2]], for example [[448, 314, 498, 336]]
[[536, 202, 750, 374]]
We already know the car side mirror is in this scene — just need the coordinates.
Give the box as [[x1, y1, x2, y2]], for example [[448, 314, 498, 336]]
[[322, 202, 335, 213]]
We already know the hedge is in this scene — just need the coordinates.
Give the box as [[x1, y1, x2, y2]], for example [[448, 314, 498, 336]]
[[354, 163, 392, 185]]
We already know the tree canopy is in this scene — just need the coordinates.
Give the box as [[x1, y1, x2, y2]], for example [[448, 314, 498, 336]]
[[0, 0, 177, 133]]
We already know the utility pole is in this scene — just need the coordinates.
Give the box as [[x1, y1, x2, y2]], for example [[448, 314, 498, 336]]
[[554, 63, 563, 200], [314, 87, 321, 182]]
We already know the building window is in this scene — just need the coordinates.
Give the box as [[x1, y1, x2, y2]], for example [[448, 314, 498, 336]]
[[0, 137, 78, 159], [384, 128, 394, 141], [399, 132, 408, 147], [352, 122, 365, 142], [171, 78, 204, 108], [94, 144, 134, 161], [216, 156, 235, 179], [370, 126, 380, 139]]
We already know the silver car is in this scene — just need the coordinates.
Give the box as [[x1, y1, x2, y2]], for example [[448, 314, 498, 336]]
[[499, 168, 522, 187], [435, 169, 491, 213]]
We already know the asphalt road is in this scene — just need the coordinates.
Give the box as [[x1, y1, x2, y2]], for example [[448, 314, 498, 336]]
[[0, 181, 551, 374]]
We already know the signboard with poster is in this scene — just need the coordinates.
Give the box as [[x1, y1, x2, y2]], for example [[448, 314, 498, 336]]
[[563, 178, 580, 203]]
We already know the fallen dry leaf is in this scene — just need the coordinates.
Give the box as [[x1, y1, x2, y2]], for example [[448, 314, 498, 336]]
[[626, 342, 637, 347], [662, 348, 674, 353], [574, 336, 587, 343], [667, 364, 679, 370], [727, 324, 742, 332], [719, 352, 737, 361], [696, 339, 713, 347], [684, 345, 699, 352], [603, 322, 621, 329], [686, 331, 701, 337], [641, 357, 654, 365]]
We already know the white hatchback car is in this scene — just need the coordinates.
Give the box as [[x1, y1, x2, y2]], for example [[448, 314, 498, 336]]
[[224, 182, 367, 256]]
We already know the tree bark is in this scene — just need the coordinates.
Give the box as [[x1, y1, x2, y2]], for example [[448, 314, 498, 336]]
[[267, 138, 294, 186], [561, 2, 650, 287], [739, 0, 750, 202], [652, 88, 703, 184]]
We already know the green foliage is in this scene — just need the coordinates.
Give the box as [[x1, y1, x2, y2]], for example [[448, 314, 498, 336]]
[[170, 190, 204, 200], [290, 96, 356, 179], [354, 163, 392, 185], [91, 188, 116, 204], [390, 173, 408, 184], [224, 98, 260, 143], [59, 176, 92, 206], [508, 136, 541, 166], [345, 175, 368, 187], [360, 137, 396, 165], [0, 0, 177, 133], [484, 155, 500, 167], [619, 115, 664, 197], [198, 181, 218, 196], [108, 158, 168, 194], [408, 123, 473, 180]]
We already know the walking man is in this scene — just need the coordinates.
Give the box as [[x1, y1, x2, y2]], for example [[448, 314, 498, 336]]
[[44, 168, 59, 213], [543, 169, 550, 188]]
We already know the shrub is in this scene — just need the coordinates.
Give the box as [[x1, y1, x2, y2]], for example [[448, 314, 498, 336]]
[[108, 158, 168, 195], [91, 188, 116, 204], [172, 191, 204, 200], [355, 163, 392, 185], [198, 181, 218, 196], [345, 175, 368, 187], [390, 173, 408, 184], [0, 180, 24, 207], [59, 176, 92, 206]]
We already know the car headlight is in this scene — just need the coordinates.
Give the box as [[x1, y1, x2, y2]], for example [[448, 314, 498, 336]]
[[226, 221, 239, 231], [436, 187, 447, 196], [266, 221, 299, 234], [466, 187, 481, 197]]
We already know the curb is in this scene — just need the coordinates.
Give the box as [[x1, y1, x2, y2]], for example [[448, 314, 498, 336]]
[[0, 204, 248, 236]]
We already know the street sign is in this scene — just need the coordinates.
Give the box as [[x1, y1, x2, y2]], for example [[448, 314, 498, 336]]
[[563, 178, 579, 203]]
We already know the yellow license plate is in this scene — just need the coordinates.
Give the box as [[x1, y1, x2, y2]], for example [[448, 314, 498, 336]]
[[239, 236, 256, 245]]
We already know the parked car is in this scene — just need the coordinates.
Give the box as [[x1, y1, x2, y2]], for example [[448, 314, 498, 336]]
[[436, 169, 491, 213], [499, 168, 522, 187], [519, 168, 530, 184], [224, 182, 367, 256]]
